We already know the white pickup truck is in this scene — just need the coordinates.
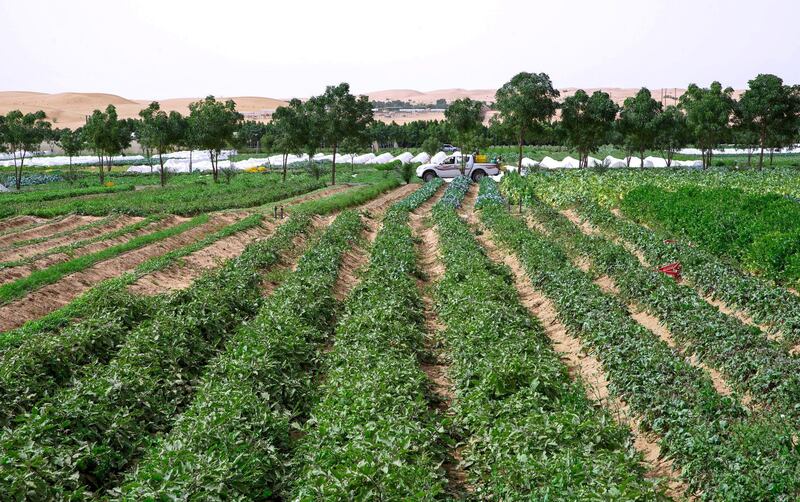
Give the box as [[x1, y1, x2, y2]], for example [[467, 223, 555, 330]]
[[416, 154, 501, 182]]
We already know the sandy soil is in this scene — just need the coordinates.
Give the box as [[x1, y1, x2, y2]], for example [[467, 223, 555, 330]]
[[0, 215, 141, 263], [0, 215, 47, 234], [0, 215, 100, 248], [460, 185, 690, 499], [0, 216, 174, 287]]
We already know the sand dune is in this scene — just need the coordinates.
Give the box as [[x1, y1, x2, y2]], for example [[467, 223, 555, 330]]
[[0, 92, 288, 129], [0, 87, 744, 129]]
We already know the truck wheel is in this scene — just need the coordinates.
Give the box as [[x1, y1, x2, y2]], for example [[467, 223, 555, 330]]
[[422, 171, 437, 183], [471, 170, 486, 182]]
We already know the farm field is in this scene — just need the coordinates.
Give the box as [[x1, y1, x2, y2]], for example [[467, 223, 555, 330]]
[[2, 166, 800, 499]]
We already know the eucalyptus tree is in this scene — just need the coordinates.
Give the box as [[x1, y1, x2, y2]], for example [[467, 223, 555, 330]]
[[188, 96, 241, 182], [618, 88, 662, 167], [444, 97, 485, 173], [303, 95, 326, 180], [139, 102, 186, 186], [83, 105, 130, 183], [1, 110, 52, 190], [270, 98, 308, 182], [56, 128, 85, 182], [738, 74, 800, 169], [494, 72, 560, 169], [655, 105, 691, 167], [560, 90, 618, 167], [679, 82, 735, 168], [317, 83, 373, 185]]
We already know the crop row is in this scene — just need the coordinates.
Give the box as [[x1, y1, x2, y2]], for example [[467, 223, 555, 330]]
[[291, 179, 447, 499], [622, 185, 800, 284], [3, 173, 325, 217], [478, 179, 800, 500], [0, 214, 312, 498], [525, 196, 800, 422], [576, 201, 800, 346], [0, 214, 268, 428], [432, 178, 661, 499], [119, 210, 364, 499]]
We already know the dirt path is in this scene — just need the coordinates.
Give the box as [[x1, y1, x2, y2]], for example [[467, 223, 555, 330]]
[[0, 215, 102, 248], [0, 214, 241, 332], [461, 186, 689, 499], [0, 215, 47, 234], [0, 215, 141, 263], [408, 187, 468, 495]]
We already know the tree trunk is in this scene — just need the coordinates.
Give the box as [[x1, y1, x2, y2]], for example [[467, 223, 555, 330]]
[[12, 151, 21, 190], [332, 143, 337, 186], [517, 132, 524, 170], [282, 153, 287, 183], [98, 154, 105, 184], [189, 150, 193, 174], [210, 150, 218, 182], [770, 149, 774, 166], [159, 152, 166, 187]]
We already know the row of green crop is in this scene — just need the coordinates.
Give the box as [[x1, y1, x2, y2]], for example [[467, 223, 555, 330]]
[[479, 179, 800, 500], [499, 167, 800, 208], [2, 173, 325, 217], [622, 185, 800, 285], [576, 201, 800, 346], [0, 185, 136, 217], [119, 210, 364, 499], [0, 214, 311, 498], [526, 195, 800, 425], [432, 178, 662, 499], [0, 213, 267, 429], [0, 179, 403, 352], [290, 179, 447, 499]]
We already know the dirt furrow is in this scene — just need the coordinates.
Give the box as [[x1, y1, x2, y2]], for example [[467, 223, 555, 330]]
[[563, 209, 776, 337], [331, 184, 420, 301], [0, 215, 101, 248], [555, 213, 754, 409], [408, 187, 467, 495], [462, 186, 688, 499], [0, 217, 169, 287], [0, 214, 241, 332], [129, 221, 275, 295], [0, 215, 141, 263], [0, 215, 47, 234]]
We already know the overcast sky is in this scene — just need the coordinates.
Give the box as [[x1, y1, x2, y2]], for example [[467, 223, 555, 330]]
[[1, 0, 797, 99]]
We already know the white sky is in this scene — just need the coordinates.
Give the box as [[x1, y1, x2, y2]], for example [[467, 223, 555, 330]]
[[1, 0, 798, 99]]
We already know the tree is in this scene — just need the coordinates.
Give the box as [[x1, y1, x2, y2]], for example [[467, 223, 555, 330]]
[[1, 110, 52, 190], [680, 82, 735, 168], [57, 128, 85, 182], [655, 105, 691, 167], [83, 105, 130, 183], [188, 96, 241, 182], [139, 102, 186, 186], [618, 88, 661, 167], [421, 135, 440, 156], [445, 98, 485, 173], [317, 83, 373, 185], [340, 133, 371, 175], [738, 74, 800, 169], [237, 120, 268, 152], [303, 96, 326, 180], [270, 99, 308, 182], [494, 72, 560, 169], [560, 90, 618, 167]]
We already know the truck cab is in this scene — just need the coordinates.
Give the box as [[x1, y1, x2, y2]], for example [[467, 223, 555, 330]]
[[416, 154, 500, 182]]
